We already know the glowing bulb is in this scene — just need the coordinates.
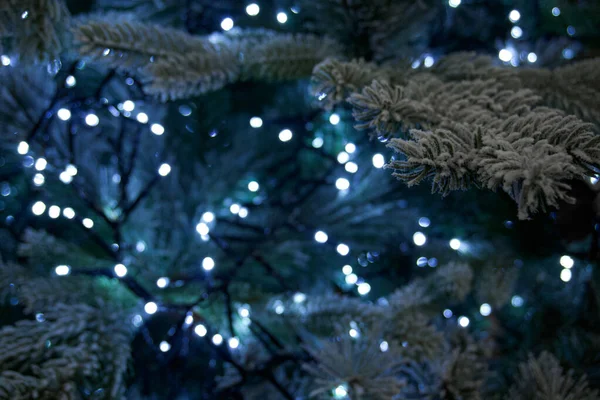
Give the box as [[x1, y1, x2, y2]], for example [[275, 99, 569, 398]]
[[185, 315, 194, 325], [248, 181, 259, 192], [509, 9, 520, 22], [334, 385, 347, 398], [136, 240, 146, 252], [278, 129, 292, 142], [511, 26, 523, 39], [212, 334, 223, 345], [349, 328, 359, 338], [85, 113, 99, 126], [1, 55, 11, 66], [357, 282, 371, 295], [380, 341, 389, 352], [479, 303, 492, 316], [449, 238, 461, 250], [511, 295, 524, 307], [159, 341, 171, 352], [424, 55, 434, 68], [202, 212, 215, 223], [62, 207, 75, 219], [293, 292, 306, 303], [458, 316, 470, 327], [527, 52, 537, 63], [229, 203, 240, 214], [336, 243, 350, 256], [221, 17, 234, 31], [65, 75, 76, 87], [196, 222, 209, 235], [151, 123, 164, 135], [239, 305, 250, 318], [560, 255, 574, 269], [136, 112, 149, 124], [337, 152, 349, 164], [59, 171, 73, 184], [499, 49, 513, 62], [277, 11, 288, 23], [82, 218, 94, 229], [33, 173, 45, 186], [122, 100, 135, 112], [342, 265, 352, 275], [158, 163, 171, 176], [443, 309, 453, 318], [552, 7, 560, 16], [195, 324, 207, 337], [560, 268, 572, 282], [57, 108, 71, 121], [314, 231, 328, 243], [238, 207, 248, 218], [567, 26, 575, 36], [48, 205, 60, 219], [156, 277, 169, 288], [249, 117, 263, 128], [114, 263, 128, 277], [345, 273, 358, 284], [335, 178, 350, 190], [246, 3, 260, 16], [345, 162, 358, 173], [228, 337, 240, 348], [17, 141, 29, 154], [418, 217, 430, 227], [413, 232, 427, 246], [65, 164, 77, 176], [329, 113, 340, 125], [202, 257, 215, 271], [312, 137, 323, 148], [35, 158, 47, 171], [449, 0, 461, 7], [144, 302, 158, 314], [55, 265, 70, 276], [372, 154, 385, 168], [32, 201, 46, 215]]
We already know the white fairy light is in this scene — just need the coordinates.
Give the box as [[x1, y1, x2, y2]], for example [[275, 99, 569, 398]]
[[35, 158, 47, 171], [337, 152, 349, 164], [335, 177, 350, 190], [246, 3, 260, 16], [312, 137, 324, 148], [449, 238, 461, 250], [334, 385, 347, 398], [336, 243, 350, 256], [158, 163, 171, 176], [380, 340, 389, 352], [202, 257, 215, 271], [82, 218, 94, 229], [357, 282, 371, 295], [59, 171, 73, 184], [156, 277, 169, 288], [185, 315, 194, 325], [57, 108, 71, 121], [196, 222, 210, 235], [499, 49, 513, 62], [136, 112, 149, 124], [293, 292, 306, 303], [418, 217, 431, 227], [552, 7, 560, 16], [443, 309, 453, 318], [372, 153, 385, 168], [329, 113, 340, 125], [344, 162, 358, 173], [511, 26, 523, 39], [274, 302, 285, 314], [239, 305, 251, 318], [479, 303, 492, 316], [345, 273, 358, 284], [32, 201, 46, 216], [48, 205, 60, 219], [132, 314, 143, 327], [278, 129, 293, 142], [212, 334, 223, 345], [229, 203, 240, 214], [151, 123, 164, 135], [159, 341, 171, 352], [238, 207, 248, 218], [1, 55, 11, 66], [63, 207, 75, 219], [65, 75, 76, 87], [33, 173, 45, 186], [413, 232, 427, 246], [228, 337, 240, 349], [17, 141, 29, 155], [424, 55, 434, 68], [135, 240, 146, 252], [114, 263, 128, 277], [65, 164, 77, 176], [342, 265, 352, 275], [85, 113, 99, 126], [449, 0, 461, 7], [458, 316, 470, 327], [511, 295, 524, 307], [248, 181, 259, 192], [560, 268, 572, 282], [202, 212, 215, 223], [527, 52, 537, 63], [55, 265, 70, 276], [344, 143, 356, 153], [560, 255, 574, 269], [249, 117, 263, 128], [221, 17, 234, 31], [194, 324, 207, 337], [508, 9, 520, 22], [122, 100, 135, 112], [349, 328, 359, 338], [314, 230, 328, 243], [144, 302, 158, 314], [277, 11, 288, 23]]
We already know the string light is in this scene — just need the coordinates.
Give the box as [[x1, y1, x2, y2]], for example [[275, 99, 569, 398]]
[[144, 301, 158, 314], [449, 238, 461, 250], [57, 108, 71, 121], [312, 137, 324, 148], [136, 112, 149, 124], [65, 164, 77, 176], [151, 123, 164, 135], [329, 113, 340, 125], [424, 55, 434, 68], [567, 26, 576, 36], [560, 269, 572, 282], [344, 143, 355, 153], [65, 75, 76, 87], [511, 26, 523, 39], [511, 295, 524, 307], [35, 158, 47, 171], [239, 305, 250, 318], [202, 212, 215, 223], [499, 49, 513, 62], [372, 154, 385, 168], [246, 3, 260, 16], [479, 303, 492, 316], [249, 117, 263, 128], [159, 341, 171, 352], [238, 207, 248, 218], [416, 257, 428, 267], [508, 9, 520, 22], [114, 263, 128, 277], [82, 218, 94, 229], [17, 141, 29, 155], [248, 181, 259, 192], [202, 257, 215, 271], [413, 232, 427, 246], [32, 201, 46, 215], [345, 162, 358, 173], [560, 255, 574, 269], [342, 265, 352, 275], [85, 113, 99, 126], [277, 11, 288, 23], [62, 207, 75, 219], [156, 277, 169, 288], [349, 328, 359, 338], [158, 163, 171, 176], [55, 265, 71, 276], [212, 334, 223, 345], [527, 52, 537, 63], [314, 230, 328, 243], [1, 55, 11, 66], [278, 129, 293, 142], [345, 273, 358, 284], [122, 100, 135, 112], [275, 301, 285, 314], [334, 385, 348, 398], [552, 7, 560, 16], [185, 315, 194, 325], [230, 203, 241, 214], [196, 222, 210, 235], [221, 18, 234, 31], [337, 152, 349, 164], [228, 337, 240, 349], [418, 217, 431, 227], [443, 309, 453, 318], [33, 173, 45, 186], [293, 292, 306, 303], [458, 316, 470, 327], [48, 205, 60, 219], [449, 0, 461, 7], [194, 324, 207, 337], [336, 243, 350, 256], [335, 177, 350, 190], [357, 282, 371, 295], [59, 171, 73, 184]]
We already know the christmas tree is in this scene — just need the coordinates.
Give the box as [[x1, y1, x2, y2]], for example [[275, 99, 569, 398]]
[[1, 0, 600, 398]]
